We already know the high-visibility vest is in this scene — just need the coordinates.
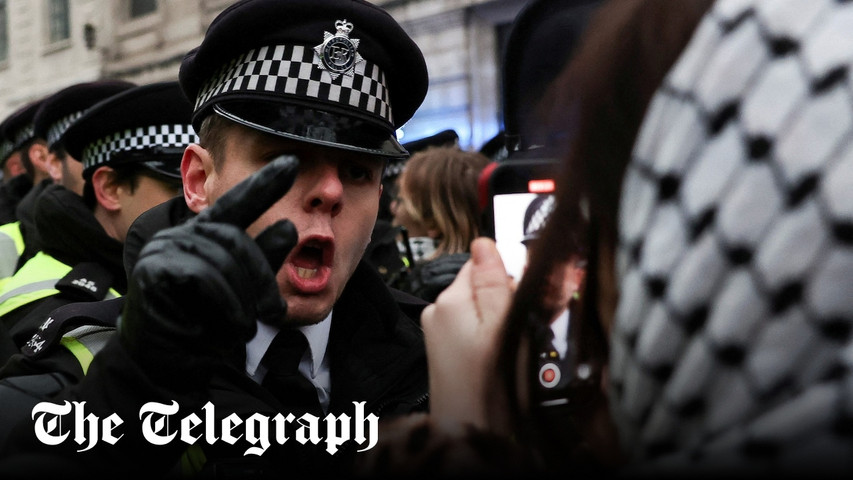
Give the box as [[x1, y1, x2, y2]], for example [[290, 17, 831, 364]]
[[58, 324, 116, 375], [0, 221, 24, 286], [0, 251, 120, 318]]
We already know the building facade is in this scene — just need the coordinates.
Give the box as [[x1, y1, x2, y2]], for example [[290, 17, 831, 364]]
[[0, 0, 530, 151]]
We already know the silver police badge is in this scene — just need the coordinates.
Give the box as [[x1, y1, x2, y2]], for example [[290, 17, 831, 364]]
[[314, 20, 363, 80]]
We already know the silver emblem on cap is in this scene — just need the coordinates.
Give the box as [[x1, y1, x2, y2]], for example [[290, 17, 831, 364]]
[[314, 19, 363, 80]]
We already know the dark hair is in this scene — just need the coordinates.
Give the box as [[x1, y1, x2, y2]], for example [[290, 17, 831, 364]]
[[197, 113, 234, 170], [82, 163, 182, 210], [50, 143, 69, 160], [492, 0, 716, 472]]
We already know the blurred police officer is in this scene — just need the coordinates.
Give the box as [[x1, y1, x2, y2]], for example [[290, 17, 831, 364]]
[[0, 81, 189, 453], [0, 101, 49, 284], [35, 80, 137, 197], [0, 142, 25, 283], [0, 80, 137, 285], [0, 119, 30, 225], [0, 99, 54, 259], [0, 81, 190, 361], [0, 104, 42, 225], [0, 122, 25, 186], [0, 0, 430, 477]]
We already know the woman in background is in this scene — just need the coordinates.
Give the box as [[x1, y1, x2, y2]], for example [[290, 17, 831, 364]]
[[391, 146, 490, 302]]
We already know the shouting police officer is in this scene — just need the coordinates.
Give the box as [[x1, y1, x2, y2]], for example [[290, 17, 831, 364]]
[[0, 0, 430, 477]]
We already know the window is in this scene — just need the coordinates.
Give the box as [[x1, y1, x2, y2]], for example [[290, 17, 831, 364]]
[[47, 0, 70, 44], [130, 0, 157, 18], [0, 0, 8, 62]]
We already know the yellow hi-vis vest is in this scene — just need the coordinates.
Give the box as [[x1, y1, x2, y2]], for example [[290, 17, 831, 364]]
[[0, 251, 120, 318], [0, 221, 24, 286], [59, 325, 117, 375]]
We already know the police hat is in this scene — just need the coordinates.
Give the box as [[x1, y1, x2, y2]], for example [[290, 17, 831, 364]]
[[521, 194, 556, 245], [179, 0, 428, 158], [34, 80, 137, 152], [0, 141, 11, 165], [0, 117, 13, 164], [63, 81, 198, 181], [3, 99, 44, 152]]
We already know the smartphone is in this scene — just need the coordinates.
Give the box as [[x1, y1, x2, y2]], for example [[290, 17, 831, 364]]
[[486, 158, 560, 282]]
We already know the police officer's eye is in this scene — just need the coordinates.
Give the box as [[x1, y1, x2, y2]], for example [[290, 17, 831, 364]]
[[344, 165, 374, 182]]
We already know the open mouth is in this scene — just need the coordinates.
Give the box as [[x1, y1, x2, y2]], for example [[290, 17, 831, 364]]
[[287, 236, 334, 293], [295, 243, 323, 278]]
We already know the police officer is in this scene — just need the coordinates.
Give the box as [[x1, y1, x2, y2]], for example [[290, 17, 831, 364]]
[[0, 0, 429, 477], [0, 119, 31, 238], [0, 121, 26, 188], [520, 194, 587, 403], [0, 99, 55, 263], [0, 104, 42, 225], [0, 81, 137, 286], [34, 80, 138, 197], [0, 81, 192, 360]]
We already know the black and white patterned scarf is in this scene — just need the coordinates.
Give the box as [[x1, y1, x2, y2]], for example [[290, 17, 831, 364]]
[[610, 0, 853, 475]]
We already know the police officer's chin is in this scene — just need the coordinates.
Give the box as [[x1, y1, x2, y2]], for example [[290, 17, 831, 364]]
[[279, 301, 334, 327], [275, 279, 336, 328]]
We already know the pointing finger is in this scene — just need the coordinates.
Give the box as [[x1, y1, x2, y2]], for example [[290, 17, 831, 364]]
[[195, 154, 299, 229], [255, 219, 298, 272]]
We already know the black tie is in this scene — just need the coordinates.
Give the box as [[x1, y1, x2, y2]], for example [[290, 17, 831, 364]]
[[261, 329, 322, 416], [544, 326, 560, 359]]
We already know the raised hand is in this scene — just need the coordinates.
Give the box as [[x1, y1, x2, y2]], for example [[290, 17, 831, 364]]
[[120, 155, 300, 386], [420, 237, 514, 430]]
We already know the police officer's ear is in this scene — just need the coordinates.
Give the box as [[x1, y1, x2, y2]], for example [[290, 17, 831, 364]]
[[28, 141, 50, 177], [181, 143, 213, 215], [5, 153, 25, 178], [89, 165, 122, 212]]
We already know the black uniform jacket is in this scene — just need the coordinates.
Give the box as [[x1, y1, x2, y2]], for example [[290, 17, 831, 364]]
[[0, 197, 430, 479], [0, 185, 125, 362], [0, 173, 32, 225]]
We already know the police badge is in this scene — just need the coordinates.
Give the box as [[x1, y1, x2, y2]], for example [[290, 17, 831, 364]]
[[314, 20, 364, 80]]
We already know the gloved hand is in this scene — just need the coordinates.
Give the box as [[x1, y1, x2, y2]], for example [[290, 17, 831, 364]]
[[119, 156, 300, 386]]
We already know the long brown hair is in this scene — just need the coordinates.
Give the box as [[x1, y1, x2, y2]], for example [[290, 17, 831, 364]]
[[492, 0, 716, 471], [398, 146, 490, 258]]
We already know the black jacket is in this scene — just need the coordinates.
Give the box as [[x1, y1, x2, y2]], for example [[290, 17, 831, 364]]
[[14, 178, 52, 270], [0, 185, 124, 357], [0, 197, 430, 478], [0, 174, 31, 225], [400, 252, 470, 303]]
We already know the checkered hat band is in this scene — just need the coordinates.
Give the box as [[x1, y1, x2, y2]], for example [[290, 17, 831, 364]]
[[0, 141, 11, 160], [12, 125, 34, 149], [82, 124, 198, 170], [525, 195, 556, 238], [195, 44, 393, 126], [47, 111, 85, 148]]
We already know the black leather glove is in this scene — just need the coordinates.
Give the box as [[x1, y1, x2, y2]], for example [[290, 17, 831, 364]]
[[119, 156, 300, 387]]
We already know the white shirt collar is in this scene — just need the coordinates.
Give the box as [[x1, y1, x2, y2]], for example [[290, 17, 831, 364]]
[[245, 311, 333, 378], [550, 308, 570, 359]]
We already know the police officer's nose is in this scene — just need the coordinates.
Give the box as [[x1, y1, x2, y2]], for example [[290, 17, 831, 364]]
[[305, 164, 343, 215]]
